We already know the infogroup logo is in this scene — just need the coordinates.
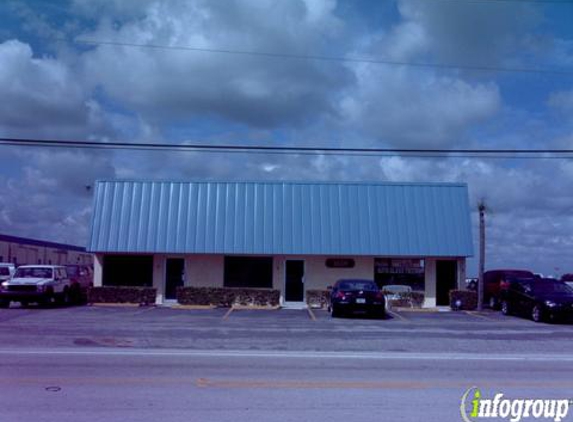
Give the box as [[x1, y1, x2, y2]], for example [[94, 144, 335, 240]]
[[460, 387, 571, 422]]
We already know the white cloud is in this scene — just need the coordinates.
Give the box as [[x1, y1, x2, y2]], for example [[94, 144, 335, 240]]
[[340, 65, 501, 147], [78, 0, 353, 128], [0, 40, 86, 132]]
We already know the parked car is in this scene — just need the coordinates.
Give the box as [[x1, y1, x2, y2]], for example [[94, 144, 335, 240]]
[[561, 274, 573, 290], [500, 278, 573, 323], [66, 264, 93, 302], [328, 279, 385, 318], [465, 278, 478, 291], [382, 285, 412, 300], [0, 265, 74, 308], [483, 269, 535, 309], [0, 263, 15, 284]]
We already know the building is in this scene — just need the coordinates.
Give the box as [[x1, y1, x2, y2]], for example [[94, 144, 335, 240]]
[[0, 233, 92, 266], [88, 180, 473, 307]]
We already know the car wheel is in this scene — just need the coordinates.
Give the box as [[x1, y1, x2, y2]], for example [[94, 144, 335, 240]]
[[0, 299, 9, 308], [331, 305, 341, 318], [69, 284, 82, 305], [501, 300, 510, 316], [58, 287, 71, 307], [532, 305, 543, 323], [41, 288, 56, 308], [374, 309, 385, 319]]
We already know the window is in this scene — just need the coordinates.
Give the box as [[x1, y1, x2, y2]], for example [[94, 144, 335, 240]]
[[375, 258, 425, 292], [224, 256, 273, 288], [103, 255, 153, 287]]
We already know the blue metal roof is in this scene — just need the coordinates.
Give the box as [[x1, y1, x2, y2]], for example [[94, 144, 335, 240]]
[[88, 180, 473, 257]]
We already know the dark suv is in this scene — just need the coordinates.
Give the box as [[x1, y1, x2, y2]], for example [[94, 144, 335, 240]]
[[483, 269, 535, 309], [500, 278, 573, 323]]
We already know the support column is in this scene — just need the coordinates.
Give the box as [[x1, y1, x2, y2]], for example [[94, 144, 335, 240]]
[[457, 258, 467, 290], [153, 255, 165, 305], [93, 254, 104, 287], [424, 258, 437, 308], [274, 256, 284, 303]]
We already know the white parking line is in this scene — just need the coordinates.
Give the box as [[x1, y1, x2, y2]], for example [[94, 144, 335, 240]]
[[1, 348, 573, 362], [386, 309, 408, 322]]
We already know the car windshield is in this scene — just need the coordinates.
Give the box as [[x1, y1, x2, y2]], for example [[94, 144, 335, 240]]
[[532, 280, 573, 295], [383, 285, 412, 293], [14, 268, 53, 279], [338, 281, 377, 291]]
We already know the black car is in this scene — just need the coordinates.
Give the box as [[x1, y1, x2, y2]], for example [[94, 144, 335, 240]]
[[328, 279, 385, 318], [500, 278, 573, 323]]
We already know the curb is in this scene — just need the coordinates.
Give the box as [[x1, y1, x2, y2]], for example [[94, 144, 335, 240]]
[[89, 303, 153, 308]]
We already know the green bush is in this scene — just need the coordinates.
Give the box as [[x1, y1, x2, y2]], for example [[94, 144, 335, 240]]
[[449, 290, 477, 310], [87, 286, 156, 305], [176, 287, 280, 307]]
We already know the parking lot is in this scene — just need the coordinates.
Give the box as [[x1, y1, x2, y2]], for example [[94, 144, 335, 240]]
[[1, 304, 572, 355]]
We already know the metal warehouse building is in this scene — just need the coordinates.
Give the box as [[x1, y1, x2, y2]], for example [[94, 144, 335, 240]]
[[88, 180, 473, 307], [0, 233, 92, 267]]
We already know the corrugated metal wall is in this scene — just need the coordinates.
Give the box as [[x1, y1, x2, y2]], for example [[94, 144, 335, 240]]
[[89, 180, 473, 257]]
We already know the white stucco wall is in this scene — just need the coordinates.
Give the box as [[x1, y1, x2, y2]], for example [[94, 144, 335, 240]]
[[102, 253, 465, 307], [186, 255, 225, 287], [93, 254, 103, 287], [424, 258, 437, 308], [180, 254, 374, 303]]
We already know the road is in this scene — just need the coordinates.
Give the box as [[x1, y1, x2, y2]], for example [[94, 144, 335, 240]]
[[2, 348, 573, 422], [1, 306, 573, 421]]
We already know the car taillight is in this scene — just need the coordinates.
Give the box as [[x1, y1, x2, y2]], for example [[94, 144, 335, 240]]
[[375, 292, 384, 300], [336, 291, 346, 299]]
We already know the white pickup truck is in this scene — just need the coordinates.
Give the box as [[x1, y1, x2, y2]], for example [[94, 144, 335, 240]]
[[0, 265, 76, 308]]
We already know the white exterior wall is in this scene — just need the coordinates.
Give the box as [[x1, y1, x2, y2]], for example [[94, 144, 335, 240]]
[[457, 257, 467, 290], [180, 254, 373, 304], [424, 259, 437, 308], [186, 255, 225, 287], [153, 255, 166, 304], [93, 254, 104, 287], [114, 253, 465, 307]]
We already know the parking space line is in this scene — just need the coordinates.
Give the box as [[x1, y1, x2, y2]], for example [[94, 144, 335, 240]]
[[465, 311, 496, 321], [130, 306, 158, 316], [386, 309, 408, 322], [307, 308, 317, 321], [222, 307, 234, 320]]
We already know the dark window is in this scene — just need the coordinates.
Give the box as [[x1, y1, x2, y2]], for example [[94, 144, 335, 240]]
[[224, 256, 273, 288], [103, 255, 153, 287]]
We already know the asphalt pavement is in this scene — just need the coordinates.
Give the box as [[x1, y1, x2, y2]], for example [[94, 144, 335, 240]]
[[1, 306, 572, 421]]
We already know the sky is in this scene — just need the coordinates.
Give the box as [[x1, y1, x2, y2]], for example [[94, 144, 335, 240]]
[[0, 0, 572, 277]]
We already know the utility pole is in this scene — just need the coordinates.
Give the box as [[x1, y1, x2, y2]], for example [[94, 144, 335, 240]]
[[477, 201, 486, 311]]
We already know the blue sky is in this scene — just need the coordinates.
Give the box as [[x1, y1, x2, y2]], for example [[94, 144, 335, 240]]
[[0, 0, 572, 276]]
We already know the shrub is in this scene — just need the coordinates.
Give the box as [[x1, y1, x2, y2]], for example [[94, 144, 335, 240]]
[[176, 287, 280, 307], [449, 290, 477, 310], [87, 286, 156, 305]]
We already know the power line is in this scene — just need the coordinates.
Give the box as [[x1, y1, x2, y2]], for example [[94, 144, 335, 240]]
[[1, 137, 573, 159], [64, 38, 573, 76]]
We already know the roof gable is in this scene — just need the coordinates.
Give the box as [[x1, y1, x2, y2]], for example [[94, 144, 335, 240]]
[[88, 180, 473, 257]]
